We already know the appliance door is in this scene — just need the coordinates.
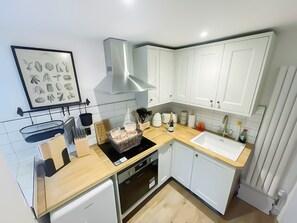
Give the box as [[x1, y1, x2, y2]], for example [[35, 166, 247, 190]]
[[50, 179, 117, 223], [119, 160, 158, 213]]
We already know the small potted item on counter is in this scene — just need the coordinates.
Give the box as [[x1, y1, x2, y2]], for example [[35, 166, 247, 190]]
[[197, 122, 205, 132]]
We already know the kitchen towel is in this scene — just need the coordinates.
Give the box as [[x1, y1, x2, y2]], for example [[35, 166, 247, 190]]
[[187, 114, 195, 128]]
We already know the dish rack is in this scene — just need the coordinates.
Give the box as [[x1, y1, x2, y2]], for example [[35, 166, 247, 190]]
[[107, 129, 143, 153], [20, 120, 64, 143]]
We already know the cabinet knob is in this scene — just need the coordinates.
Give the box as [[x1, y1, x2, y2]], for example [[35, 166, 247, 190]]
[[217, 101, 221, 108], [195, 154, 198, 158], [210, 100, 213, 107], [170, 95, 172, 98], [150, 99, 153, 102]]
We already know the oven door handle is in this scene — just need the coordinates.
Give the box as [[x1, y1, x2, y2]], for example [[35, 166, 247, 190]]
[[135, 172, 145, 180], [124, 172, 145, 185]]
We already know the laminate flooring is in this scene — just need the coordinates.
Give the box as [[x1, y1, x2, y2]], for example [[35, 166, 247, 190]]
[[127, 180, 277, 223]]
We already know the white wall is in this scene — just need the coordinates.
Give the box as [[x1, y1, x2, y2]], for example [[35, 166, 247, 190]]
[[0, 154, 36, 223], [260, 27, 297, 105], [278, 179, 297, 223]]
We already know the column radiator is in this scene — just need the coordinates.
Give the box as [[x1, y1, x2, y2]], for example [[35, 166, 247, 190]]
[[243, 65, 297, 197]]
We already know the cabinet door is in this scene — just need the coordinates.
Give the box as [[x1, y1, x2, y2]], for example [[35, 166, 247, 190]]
[[173, 50, 194, 102], [190, 45, 224, 107], [216, 37, 269, 114], [190, 152, 235, 214], [158, 143, 172, 186], [159, 50, 174, 103], [171, 142, 194, 188], [147, 48, 160, 106]]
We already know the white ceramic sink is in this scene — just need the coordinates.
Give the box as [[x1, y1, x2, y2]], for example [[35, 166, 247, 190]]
[[190, 131, 245, 161]]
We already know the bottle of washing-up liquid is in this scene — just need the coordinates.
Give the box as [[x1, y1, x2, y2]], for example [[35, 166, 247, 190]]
[[239, 129, 248, 143]]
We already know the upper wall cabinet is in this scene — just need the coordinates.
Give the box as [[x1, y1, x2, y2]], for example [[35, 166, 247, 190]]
[[175, 32, 275, 116], [190, 45, 224, 107], [215, 37, 269, 115], [134, 46, 174, 108], [173, 49, 195, 103]]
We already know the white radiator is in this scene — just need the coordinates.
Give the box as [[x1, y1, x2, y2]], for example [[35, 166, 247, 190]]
[[243, 66, 297, 198]]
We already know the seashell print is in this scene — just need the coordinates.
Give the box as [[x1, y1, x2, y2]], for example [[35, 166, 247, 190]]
[[56, 82, 62, 91], [46, 84, 54, 92], [35, 61, 42, 72], [64, 83, 73, 90], [45, 63, 54, 71], [63, 75, 71, 81], [35, 97, 45, 103]]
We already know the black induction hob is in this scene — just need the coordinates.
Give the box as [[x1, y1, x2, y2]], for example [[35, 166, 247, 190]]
[[99, 137, 156, 166]]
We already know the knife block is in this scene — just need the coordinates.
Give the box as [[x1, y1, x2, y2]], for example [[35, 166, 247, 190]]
[[137, 121, 150, 131], [74, 137, 90, 158]]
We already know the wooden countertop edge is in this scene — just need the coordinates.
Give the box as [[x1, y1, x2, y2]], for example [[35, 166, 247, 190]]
[[35, 124, 253, 217]]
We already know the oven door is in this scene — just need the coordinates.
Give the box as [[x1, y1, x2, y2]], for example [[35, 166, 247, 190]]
[[118, 159, 158, 214]]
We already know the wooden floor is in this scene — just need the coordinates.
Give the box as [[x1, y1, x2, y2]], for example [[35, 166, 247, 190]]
[[127, 180, 277, 223]]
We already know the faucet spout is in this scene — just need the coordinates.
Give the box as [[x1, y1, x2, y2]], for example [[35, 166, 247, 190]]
[[222, 115, 229, 137]]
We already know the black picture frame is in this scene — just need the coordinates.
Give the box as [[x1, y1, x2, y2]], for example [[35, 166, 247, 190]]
[[11, 46, 82, 109]]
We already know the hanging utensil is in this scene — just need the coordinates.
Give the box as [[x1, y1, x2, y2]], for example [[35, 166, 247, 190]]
[[64, 117, 75, 144], [79, 104, 93, 126]]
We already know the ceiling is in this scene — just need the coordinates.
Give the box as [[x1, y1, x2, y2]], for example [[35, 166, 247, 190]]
[[1, 0, 297, 47]]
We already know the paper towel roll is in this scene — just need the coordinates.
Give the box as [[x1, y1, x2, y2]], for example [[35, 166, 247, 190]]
[[187, 114, 195, 128]]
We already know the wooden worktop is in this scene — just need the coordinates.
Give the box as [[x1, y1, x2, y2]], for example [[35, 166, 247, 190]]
[[35, 124, 253, 218]]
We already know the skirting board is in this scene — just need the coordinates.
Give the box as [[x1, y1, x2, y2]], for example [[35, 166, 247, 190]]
[[237, 182, 274, 214]]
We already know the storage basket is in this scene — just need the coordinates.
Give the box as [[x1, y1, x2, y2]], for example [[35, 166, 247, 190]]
[[107, 129, 143, 153], [20, 120, 64, 143]]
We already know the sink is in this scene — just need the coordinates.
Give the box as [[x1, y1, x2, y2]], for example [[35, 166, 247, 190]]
[[190, 131, 245, 161]]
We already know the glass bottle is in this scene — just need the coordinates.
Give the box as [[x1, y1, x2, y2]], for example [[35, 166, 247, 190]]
[[239, 129, 248, 143], [168, 112, 174, 132]]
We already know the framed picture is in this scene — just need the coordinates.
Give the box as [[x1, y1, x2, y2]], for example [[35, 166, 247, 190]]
[[11, 46, 82, 109]]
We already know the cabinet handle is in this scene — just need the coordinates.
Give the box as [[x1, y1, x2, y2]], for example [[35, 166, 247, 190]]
[[195, 154, 198, 158], [217, 101, 221, 109], [210, 100, 213, 107]]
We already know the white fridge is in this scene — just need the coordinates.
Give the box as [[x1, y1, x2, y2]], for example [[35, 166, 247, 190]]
[[50, 179, 118, 223]]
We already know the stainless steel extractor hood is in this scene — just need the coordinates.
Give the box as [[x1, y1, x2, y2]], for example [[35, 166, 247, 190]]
[[95, 38, 155, 94]]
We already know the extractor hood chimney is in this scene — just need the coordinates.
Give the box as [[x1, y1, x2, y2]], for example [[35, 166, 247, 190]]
[[95, 38, 155, 94]]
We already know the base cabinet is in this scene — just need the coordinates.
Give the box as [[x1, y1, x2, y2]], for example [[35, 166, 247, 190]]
[[158, 143, 173, 186], [171, 142, 194, 188], [190, 152, 237, 214], [170, 141, 240, 215]]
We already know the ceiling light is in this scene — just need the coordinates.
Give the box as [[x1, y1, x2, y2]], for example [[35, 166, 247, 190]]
[[123, 0, 135, 5], [200, 31, 208, 38]]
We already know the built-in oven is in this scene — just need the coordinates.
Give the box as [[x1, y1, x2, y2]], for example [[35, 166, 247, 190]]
[[117, 151, 158, 214]]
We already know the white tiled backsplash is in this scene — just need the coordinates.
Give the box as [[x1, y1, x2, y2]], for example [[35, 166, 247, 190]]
[[0, 99, 265, 207], [171, 102, 266, 144]]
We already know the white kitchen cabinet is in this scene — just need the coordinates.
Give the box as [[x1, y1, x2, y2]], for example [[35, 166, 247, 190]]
[[171, 141, 194, 188], [134, 46, 174, 107], [190, 45, 224, 107], [215, 36, 270, 115], [50, 179, 117, 223], [159, 50, 174, 103], [174, 32, 274, 116], [173, 49, 195, 103], [190, 152, 238, 214], [158, 143, 173, 186]]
